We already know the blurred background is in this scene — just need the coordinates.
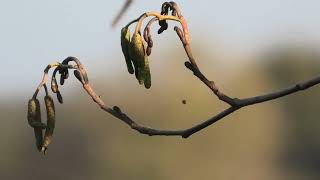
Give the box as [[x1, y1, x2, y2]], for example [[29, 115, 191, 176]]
[[1, 0, 320, 179]]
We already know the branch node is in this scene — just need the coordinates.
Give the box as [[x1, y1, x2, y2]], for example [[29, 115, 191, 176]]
[[184, 61, 194, 71], [231, 98, 242, 107], [182, 133, 190, 139], [113, 106, 122, 114]]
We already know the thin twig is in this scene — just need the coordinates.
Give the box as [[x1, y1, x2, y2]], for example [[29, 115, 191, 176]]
[[174, 14, 236, 106], [239, 75, 320, 106], [33, 63, 77, 98]]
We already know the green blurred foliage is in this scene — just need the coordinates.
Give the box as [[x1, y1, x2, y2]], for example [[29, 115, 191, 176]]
[[262, 46, 320, 179]]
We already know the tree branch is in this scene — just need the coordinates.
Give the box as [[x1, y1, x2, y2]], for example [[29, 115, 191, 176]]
[[37, 56, 320, 139], [238, 76, 320, 106], [28, 2, 320, 154]]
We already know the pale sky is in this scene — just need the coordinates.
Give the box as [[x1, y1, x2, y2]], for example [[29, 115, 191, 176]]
[[1, 0, 320, 98]]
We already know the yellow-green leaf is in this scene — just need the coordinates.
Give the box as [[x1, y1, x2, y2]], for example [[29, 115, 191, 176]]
[[129, 32, 146, 84], [27, 98, 45, 151], [143, 55, 151, 89], [121, 27, 134, 74], [41, 95, 55, 154]]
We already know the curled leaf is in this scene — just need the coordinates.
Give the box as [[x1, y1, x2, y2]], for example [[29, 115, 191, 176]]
[[158, 20, 168, 34], [161, 2, 170, 15], [169, 1, 179, 16], [41, 95, 56, 154], [121, 27, 134, 74]]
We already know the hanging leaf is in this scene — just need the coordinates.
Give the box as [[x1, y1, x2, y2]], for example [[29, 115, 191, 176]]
[[129, 32, 146, 84], [41, 95, 56, 154], [51, 77, 58, 93], [27, 98, 45, 151], [143, 55, 151, 89], [121, 27, 134, 74]]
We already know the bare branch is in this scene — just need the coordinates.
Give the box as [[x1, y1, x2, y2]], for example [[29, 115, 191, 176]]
[[239, 75, 320, 106], [28, 2, 320, 154], [38, 56, 320, 139]]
